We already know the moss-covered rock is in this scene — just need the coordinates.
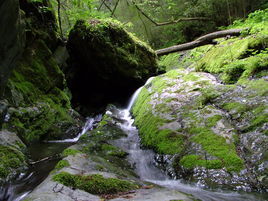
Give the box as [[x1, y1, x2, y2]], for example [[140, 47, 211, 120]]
[[0, 130, 27, 181], [195, 9, 268, 84], [66, 19, 161, 114], [0, 145, 27, 180], [132, 64, 267, 190], [1, 39, 82, 144], [52, 172, 138, 195]]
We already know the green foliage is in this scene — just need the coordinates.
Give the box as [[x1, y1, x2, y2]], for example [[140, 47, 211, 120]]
[[52, 172, 138, 195], [196, 34, 268, 84], [101, 144, 128, 158], [109, 0, 266, 49], [229, 9, 268, 35], [51, 0, 108, 35], [222, 102, 248, 113]]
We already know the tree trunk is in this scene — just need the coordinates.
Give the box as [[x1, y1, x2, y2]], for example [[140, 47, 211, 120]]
[[156, 29, 243, 56]]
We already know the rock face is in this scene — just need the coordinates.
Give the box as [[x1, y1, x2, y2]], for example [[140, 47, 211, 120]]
[[67, 19, 161, 114], [0, 0, 25, 97], [0, 0, 82, 180], [132, 10, 268, 192]]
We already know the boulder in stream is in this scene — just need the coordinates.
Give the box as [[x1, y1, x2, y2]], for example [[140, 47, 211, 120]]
[[132, 12, 268, 191], [66, 19, 162, 114]]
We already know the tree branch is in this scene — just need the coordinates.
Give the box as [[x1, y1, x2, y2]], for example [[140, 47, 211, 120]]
[[111, 0, 120, 17], [132, 1, 209, 26], [98, 0, 105, 11], [156, 29, 243, 56]]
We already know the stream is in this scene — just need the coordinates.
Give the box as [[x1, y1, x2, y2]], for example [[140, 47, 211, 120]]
[[1, 77, 267, 201]]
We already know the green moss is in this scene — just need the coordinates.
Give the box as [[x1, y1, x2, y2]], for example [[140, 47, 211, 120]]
[[62, 148, 81, 157], [159, 53, 181, 71], [69, 19, 159, 80], [196, 34, 268, 83], [244, 79, 268, 96], [132, 87, 184, 155], [180, 155, 222, 169], [190, 128, 244, 172], [165, 69, 181, 79], [101, 144, 128, 158], [3, 39, 76, 143], [222, 102, 248, 113], [196, 87, 220, 107], [206, 115, 222, 127], [223, 53, 268, 83], [52, 172, 138, 195], [54, 160, 70, 171], [0, 145, 26, 178]]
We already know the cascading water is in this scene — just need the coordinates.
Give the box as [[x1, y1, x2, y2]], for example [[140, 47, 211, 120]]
[[108, 77, 265, 201], [48, 114, 101, 143], [3, 77, 266, 201]]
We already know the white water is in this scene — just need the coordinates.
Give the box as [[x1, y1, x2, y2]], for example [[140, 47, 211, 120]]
[[127, 76, 155, 111], [108, 77, 263, 201], [48, 115, 101, 143]]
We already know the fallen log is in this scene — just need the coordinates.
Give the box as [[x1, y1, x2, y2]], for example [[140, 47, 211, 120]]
[[156, 29, 243, 56]]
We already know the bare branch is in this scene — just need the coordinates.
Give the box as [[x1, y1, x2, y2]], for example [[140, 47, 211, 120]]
[[98, 0, 105, 11], [111, 0, 120, 17], [132, 1, 209, 26]]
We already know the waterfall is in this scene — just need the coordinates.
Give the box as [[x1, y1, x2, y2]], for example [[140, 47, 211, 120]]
[[126, 77, 155, 111]]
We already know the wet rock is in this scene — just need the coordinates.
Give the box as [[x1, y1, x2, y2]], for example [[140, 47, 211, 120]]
[[25, 143, 195, 201], [132, 67, 268, 191], [0, 130, 26, 150], [66, 19, 160, 115]]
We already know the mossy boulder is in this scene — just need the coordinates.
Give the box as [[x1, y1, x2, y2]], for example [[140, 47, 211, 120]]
[[132, 66, 267, 191], [1, 39, 82, 144], [139, 12, 268, 188], [67, 19, 161, 114]]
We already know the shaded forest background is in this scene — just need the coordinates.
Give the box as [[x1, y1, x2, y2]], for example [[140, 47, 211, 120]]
[[43, 0, 268, 49]]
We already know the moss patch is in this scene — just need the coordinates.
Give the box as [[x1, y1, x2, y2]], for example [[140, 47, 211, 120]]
[[53, 172, 138, 195], [132, 77, 185, 155], [54, 160, 70, 171], [180, 155, 222, 169], [0, 145, 26, 178], [189, 128, 244, 172], [195, 10, 268, 84], [62, 148, 81, 157]]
